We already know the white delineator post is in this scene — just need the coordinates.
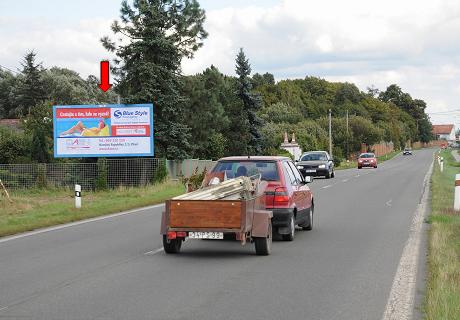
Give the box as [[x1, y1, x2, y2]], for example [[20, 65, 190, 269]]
[[455, 175, 460, 211], [440, 157, 444, 172], [75, 184, 81, 209]]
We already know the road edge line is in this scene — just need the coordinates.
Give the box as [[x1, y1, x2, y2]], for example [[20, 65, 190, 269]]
[[0, 203, 165, 244], [381, 157, 433, 320]]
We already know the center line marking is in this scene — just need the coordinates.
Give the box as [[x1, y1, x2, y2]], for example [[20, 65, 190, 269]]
[[144, 248, 163, 255]]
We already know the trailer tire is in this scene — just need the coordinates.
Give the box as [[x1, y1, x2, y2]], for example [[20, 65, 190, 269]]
[[163, 235, 182, 254], [254, 221, 272, 256]]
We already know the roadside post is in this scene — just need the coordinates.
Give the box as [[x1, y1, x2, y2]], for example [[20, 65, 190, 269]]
[[75, 184, 81, 209], [440, 157, 444, 172], [454, 174, 460, 211]]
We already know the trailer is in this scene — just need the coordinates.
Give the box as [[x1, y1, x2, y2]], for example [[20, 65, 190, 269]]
[[160, 175, 273, 255]]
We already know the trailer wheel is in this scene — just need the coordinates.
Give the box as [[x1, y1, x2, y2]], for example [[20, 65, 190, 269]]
[[163, 235, 182, 254], [254, 221, 272, 256]]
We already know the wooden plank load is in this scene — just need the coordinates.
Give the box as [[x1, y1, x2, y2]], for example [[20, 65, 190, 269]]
[[172, 176, 257, 201]]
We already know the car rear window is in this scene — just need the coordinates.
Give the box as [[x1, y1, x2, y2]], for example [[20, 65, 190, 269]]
[[212, 161, 280, 181]]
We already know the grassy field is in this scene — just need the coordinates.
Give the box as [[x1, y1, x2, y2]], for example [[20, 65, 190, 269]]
[[0, 181, 184, 238], [425, 150, 460, 319], [336, 150, 401, 170]]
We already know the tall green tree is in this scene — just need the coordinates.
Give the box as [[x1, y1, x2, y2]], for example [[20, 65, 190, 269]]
[[16, 51, 46, 116], [101, 0, 207, 159], [0, 69, 18, 118], [234, 48, 263, 155], [182, 65, 230, 159]]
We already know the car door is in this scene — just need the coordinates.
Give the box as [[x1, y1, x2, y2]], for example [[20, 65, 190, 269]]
[[287, 161, 311, 220], [281, 161, 299, 211]]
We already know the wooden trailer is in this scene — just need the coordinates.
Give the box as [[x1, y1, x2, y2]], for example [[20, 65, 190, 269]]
[[160, 175, 273, 255]]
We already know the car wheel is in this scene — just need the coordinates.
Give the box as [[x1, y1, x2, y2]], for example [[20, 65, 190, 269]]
[[282, 214, 295, 241], [254, 221, 272, 255], [300, 206, 313, 231], [331, 170, 335, 178], [358, 166, 362, 169], [163, 235, 182, 253], [325, 171, 331, 179], [374, 165, 377, 168]]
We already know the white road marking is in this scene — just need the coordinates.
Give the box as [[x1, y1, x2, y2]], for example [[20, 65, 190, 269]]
[[355, 174, 360, 177], [381, 160, 433, 320], [322, 185, 332, 189], [0, 203, 165, 244], [144, 248, 163, 255], [385, 199, 393, 207], [342, 179, 349, 182]]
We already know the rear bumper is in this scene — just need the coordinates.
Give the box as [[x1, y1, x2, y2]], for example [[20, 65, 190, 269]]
[[269, 208, 295, 227]]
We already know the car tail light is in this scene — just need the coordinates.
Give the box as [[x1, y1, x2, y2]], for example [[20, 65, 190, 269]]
[[274, 187, 289, 205], [176, 231, 187, 238], [167, 231, 177, 240]]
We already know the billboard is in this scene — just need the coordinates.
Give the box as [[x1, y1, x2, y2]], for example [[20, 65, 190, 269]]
[[53, 104, 154, 158]]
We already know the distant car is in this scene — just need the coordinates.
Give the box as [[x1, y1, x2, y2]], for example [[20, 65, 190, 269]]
[[211, 156, 314, 241], [403, 148, 413, 155], [357, 153, 377, 169], [296, 151, 335, 179]]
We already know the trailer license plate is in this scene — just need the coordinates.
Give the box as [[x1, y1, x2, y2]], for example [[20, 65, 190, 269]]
[[189, 232, 224, 239]]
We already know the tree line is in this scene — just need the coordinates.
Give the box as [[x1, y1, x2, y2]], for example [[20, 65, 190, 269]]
[[0, 0, 432, 164]]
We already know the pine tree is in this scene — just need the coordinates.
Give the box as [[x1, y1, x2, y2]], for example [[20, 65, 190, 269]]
[[101, 0, 207, 159], [235, 48, 263, 155], [17, 51, 46, 116]]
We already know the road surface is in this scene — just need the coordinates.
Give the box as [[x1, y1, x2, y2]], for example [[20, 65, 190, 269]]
[[0, 149, 433, 319]]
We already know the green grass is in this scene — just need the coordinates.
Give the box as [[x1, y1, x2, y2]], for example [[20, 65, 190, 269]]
[[0, 181, 184, 238], [425, 149, 460, 319], [336, 150, 401, 170], [377, 150, 400, 162]]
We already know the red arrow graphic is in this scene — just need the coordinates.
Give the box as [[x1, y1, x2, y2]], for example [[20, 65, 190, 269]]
[[98, 60, 112, 92]]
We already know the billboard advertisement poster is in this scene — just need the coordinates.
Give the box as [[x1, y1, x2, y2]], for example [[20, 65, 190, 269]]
[[53, 104, 154, 158]]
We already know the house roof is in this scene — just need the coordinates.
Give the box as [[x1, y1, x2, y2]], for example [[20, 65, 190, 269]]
[[432, 124, 454, 135]]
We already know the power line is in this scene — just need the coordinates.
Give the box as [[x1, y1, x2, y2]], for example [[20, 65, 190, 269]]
[[427, 109, 460, 115], [0, 64, 21, 75]]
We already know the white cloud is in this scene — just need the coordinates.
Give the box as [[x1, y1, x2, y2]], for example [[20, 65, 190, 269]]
[[0, 17, 114, 78], [182, 0, 460, 127], [2, 0, 460, 127]]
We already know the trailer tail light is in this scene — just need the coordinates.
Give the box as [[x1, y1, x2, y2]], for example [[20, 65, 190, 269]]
[[274, 187, 289, 205], [176, 231, 187, 238], [167, 231, 177, 240]]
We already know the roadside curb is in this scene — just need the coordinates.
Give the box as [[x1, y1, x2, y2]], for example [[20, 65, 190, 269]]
[[381, 156, 433, 320]]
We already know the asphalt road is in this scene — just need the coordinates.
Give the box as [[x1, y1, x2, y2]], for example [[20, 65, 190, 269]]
[[0, 149, 433, 320]]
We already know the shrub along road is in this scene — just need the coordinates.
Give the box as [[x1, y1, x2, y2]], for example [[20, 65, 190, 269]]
[[0, 149, 434, 319]]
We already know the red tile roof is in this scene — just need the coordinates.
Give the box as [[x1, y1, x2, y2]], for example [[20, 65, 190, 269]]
[[432, 124, 454, 135]]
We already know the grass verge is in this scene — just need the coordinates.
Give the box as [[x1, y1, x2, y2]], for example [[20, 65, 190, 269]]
[[425, 150, 460, 319], [0, 181, 184, 238]]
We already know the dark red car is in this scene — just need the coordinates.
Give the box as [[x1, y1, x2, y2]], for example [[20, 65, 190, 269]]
[[357, 153, 378, 169], [211, 156, 314, 241]]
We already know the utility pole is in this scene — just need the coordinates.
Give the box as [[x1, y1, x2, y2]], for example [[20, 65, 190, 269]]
[[329, 109, 332, 157], [346, 110, 349, 160]]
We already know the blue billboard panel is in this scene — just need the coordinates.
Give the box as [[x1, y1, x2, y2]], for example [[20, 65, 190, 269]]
[[53, 104, 154, 158]]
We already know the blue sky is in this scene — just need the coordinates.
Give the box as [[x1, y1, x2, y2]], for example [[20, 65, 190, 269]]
[[1, 0, 460, 127]]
